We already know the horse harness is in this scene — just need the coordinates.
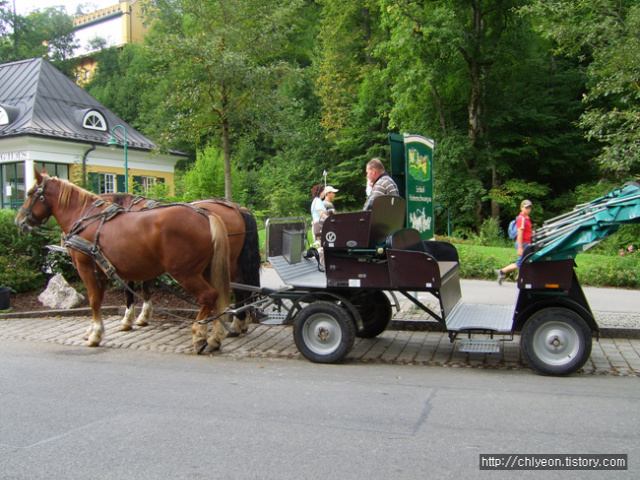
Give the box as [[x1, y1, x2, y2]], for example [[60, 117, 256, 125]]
[[23, 181, 251, 330]]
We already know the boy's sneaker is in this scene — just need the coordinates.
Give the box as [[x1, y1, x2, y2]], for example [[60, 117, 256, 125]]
[[495, 269, 506, 285]]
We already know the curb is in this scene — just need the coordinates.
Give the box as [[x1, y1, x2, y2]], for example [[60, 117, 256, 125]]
[[2, 308, 639, 339]]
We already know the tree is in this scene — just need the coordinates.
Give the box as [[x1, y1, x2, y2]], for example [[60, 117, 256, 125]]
[[522, 0, 640, 178], [369, 0, 597, 229], [314, 0, 393, 207], [143, 0, 305, 201], [0, 5, 77, 75]]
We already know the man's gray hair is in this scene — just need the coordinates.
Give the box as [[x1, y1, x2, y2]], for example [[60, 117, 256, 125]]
[[367, 158, 386, 172]]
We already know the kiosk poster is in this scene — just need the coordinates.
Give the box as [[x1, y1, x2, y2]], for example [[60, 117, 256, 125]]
[[404, 134, 434, 240]]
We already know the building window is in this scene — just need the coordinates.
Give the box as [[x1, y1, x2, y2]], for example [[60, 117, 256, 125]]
[[98, 173, 116, 194], [140, 176, 156, 193], [82, 110, 106, 131], [34, 162, 69, 180], [0, 106, 9, 125]]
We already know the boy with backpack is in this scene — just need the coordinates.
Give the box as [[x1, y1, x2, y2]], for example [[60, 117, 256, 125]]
[[496, 199, 533, 285]]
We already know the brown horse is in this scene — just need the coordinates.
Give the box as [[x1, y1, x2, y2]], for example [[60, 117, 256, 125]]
[[100, 194, 261, 335], [16, 170, 232, 354]]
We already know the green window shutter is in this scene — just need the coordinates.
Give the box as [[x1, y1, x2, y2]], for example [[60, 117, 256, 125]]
[[116, 174, 125, 193], [133, 175, 142, 194], [88, 172, 99, 193]]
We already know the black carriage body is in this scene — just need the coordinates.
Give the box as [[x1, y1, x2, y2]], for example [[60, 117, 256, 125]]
[[261, 194, 600, 375]]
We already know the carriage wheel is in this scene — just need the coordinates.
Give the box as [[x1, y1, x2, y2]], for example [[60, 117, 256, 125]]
[[293, 301, 356, 364], [352, 291, 392, 338], [521, 307, 592, 376]]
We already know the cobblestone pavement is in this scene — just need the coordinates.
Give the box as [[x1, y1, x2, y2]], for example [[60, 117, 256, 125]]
[[1, 309, 639, 376]]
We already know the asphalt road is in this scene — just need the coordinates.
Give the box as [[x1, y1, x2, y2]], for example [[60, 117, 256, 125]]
[[1, 339, 637, 479]]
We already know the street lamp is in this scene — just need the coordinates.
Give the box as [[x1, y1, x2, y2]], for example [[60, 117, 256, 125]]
[[106, 124, 128, 193]]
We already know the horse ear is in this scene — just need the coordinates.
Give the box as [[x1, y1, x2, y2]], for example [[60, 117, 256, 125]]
[[42, 167, 49, 175], [34, 168, 43, 184]]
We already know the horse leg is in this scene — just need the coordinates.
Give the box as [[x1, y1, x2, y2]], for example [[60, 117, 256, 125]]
[[191, 310, 229, 355], [83, 277, 106, 347], [73, 258, 106, 346], [186, 280, 226, 355], [134, 280, 153, 326], [119, 281, 137, 331], [228, 289, 250, 337]]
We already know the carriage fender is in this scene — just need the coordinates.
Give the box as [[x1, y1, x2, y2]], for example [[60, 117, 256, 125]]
[[513, 295, 598, 334]]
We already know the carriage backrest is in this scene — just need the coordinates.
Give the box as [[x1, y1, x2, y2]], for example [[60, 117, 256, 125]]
[[386, 227, 424, 252], [368, 195, 406, 245], [387, 228, 460, 262], [321, 195, 405, 249]]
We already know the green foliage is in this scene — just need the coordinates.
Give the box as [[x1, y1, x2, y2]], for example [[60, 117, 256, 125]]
[[455, 242, 640, 289], [521, 0, 640, 178], [143, 0, 307, 200], [180, 144, 227, 201], [464, 217, 505, 247], [0, 5, 77, 76], [0, 255, 46, 292], [13, 0, 638, 234], [456, 244, 504, 280], [0, 210, 59, 292]]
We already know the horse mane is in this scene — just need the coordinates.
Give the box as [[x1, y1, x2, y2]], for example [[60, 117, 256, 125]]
[[110, 193, 136, 207], [57, 178, 99, 210]]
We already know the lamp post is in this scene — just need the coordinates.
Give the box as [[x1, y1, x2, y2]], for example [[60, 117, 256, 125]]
[[106, 124, 128, 193]]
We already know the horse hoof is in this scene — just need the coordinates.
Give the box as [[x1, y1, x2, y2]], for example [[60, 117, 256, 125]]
[[87, 341, 100, 347], [227, 331, 240, 338], [202, 343, 221, 355], [134, 321, 149, 327], [119, 325, 133, 331], [194, 339, 207, 355]]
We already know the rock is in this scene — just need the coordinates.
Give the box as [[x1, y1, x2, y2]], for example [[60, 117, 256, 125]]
[[38, 274, 85, 309]]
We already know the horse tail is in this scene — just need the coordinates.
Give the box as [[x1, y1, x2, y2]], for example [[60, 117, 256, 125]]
[[238, 207, 261, 287], [207, 213, 231, 316]]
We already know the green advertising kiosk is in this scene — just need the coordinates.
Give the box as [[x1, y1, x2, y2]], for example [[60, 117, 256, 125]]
[[388, 133, 435, 240]]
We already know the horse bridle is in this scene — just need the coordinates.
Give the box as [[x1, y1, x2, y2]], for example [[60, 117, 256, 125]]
[[19, 176, 53, 230]]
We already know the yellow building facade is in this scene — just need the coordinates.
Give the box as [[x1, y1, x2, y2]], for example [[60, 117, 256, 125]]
[[73, 1, 149, 85]]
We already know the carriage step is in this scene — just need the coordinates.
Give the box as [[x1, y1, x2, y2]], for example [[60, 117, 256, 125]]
[[260, 312, 288, 326], [457, 339, 501, 353]]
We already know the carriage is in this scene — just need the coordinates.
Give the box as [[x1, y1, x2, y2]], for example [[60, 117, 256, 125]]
[[16, 170, 640, 376], [242, 183, 640, 376]]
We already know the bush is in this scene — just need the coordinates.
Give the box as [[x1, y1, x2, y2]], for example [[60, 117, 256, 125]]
[[0, 255, 47, 292], [0, 210, 64, 292], [454, 242, 640, 288]]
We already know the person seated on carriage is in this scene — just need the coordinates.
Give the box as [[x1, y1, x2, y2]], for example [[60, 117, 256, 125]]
[[323, 185, 338, 216], [363, 158, 399, 210], [310, 184, 327, 244]]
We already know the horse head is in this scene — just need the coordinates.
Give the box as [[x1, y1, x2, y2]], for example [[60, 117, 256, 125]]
[[15, 169, 53, 233]]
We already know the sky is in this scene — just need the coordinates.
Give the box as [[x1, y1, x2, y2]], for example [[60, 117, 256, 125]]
[[16, 1, 117, 16]]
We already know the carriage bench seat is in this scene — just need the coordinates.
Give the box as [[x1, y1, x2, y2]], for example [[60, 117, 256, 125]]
[[386, 228, 462, 319], [386, 228, 460, 281]]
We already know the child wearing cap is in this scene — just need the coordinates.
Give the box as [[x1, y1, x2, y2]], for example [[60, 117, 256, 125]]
[[323, 186, 338, 216]]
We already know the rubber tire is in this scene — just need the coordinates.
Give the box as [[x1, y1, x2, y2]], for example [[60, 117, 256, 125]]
[[352, 291, 392, 338], [521, 307, 592, 376], [293, 301, 356, 364]]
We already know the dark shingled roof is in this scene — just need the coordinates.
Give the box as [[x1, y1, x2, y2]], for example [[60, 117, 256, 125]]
[[0, 57, 161, 151]]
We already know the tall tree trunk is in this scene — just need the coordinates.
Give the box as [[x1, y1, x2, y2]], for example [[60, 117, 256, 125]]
[[222, 119, 232, 201], [220, 84, 232, 201], [431, 81, 447, 135]]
